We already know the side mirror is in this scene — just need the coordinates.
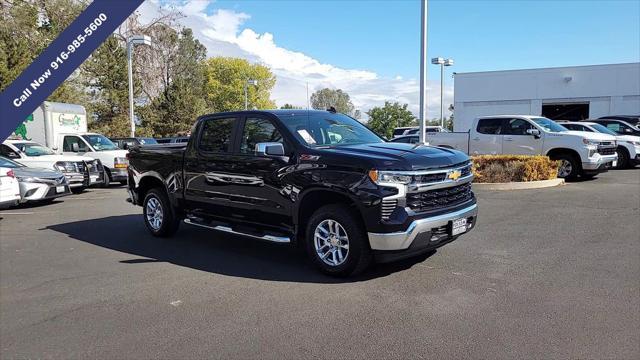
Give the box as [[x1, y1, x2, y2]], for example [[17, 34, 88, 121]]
[[71, 143, 80, 152], [527, 128, 541, 138], [256, 142, 285, 156], [122, 143, 129, 150], [623, 128, 633, 133]]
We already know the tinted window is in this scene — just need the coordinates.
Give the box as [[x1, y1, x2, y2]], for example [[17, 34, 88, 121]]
[[63, 136, 89, 152], [278, 112, 383, 147], [199, 118, 236, 152], [1, 144, 20, 158], [503, 118, 534, 135], [604, 122, 621, 132], [240, 118, 283, 154], [476, 119, 503, 134]]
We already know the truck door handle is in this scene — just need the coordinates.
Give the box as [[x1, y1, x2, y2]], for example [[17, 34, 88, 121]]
[[472, 137, 480, 141], [504, 137, 513, 141]]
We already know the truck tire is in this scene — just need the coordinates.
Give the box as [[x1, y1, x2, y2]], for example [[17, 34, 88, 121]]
[[615, 147, 629, 169], [102, 169, 111, 188], [554, 153, 580, 180], [71, 187, 85, 194], [143, 188, 180, 237], [305, 204, 372, 277]]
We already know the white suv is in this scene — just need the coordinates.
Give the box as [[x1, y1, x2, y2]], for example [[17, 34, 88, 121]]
[[560, 121, 640, 168]]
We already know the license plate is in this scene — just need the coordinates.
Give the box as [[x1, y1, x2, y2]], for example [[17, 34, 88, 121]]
[[451, 218, 467, 236], [56, 186, 65, 193]]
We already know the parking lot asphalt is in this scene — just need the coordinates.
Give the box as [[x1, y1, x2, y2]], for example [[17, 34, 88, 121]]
[[1, 168, 639, 359]]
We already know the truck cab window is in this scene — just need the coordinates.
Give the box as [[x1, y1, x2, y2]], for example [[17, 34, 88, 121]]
[[504, 118, 534, 135], [240, 118, 283, 154], [63, 136, 89, 152], [199, 117, 236, 153], [476, 119, 503, 134], [1, 144, 20, 158]]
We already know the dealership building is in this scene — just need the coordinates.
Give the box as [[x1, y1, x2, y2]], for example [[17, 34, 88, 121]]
[[452, 62, 640, 131]]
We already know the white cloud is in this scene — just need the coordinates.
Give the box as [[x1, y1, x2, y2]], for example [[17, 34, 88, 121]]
[[139, 0, 453, 119]]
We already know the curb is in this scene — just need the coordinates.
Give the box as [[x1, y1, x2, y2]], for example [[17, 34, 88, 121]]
[[473, 178, 564, 190]]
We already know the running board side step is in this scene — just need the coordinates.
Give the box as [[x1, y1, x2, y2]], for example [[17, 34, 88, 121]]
[[183, 219, 291, 243]]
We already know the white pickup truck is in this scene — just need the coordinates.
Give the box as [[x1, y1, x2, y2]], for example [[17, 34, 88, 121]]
[[426, 115, 618, 179]]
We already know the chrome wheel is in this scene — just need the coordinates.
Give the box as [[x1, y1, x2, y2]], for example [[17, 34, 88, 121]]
[[145, 197, 163, 231], [314, 219, 350, 267], [558, 159, 572, 178]]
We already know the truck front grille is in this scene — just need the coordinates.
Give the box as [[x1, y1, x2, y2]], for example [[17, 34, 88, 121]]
[[407, 182, 473, 212], [597, 146, 616, 155]]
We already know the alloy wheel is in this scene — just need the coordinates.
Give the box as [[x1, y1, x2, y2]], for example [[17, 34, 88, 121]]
[[314, 219, 350, 267], [558, 159, 572, 178], [146, 197, 164, 230]]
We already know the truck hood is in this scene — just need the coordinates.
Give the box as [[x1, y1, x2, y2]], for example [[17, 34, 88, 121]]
[[13, 167, 64, 179], [21, 154, 95, 163], [616, 135, 640, 143], [564, 131, 617, 142], [320, 142, 469, 170]]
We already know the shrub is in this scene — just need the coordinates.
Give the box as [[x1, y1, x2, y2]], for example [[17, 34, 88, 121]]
[[471, 155, 559, 183]]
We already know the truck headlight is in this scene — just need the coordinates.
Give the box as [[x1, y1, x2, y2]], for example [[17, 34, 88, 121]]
[[54, 161, 77, 172], [368, 170, 412, 185], [114, 157, 129, 169], [582, 138, 600, 146]]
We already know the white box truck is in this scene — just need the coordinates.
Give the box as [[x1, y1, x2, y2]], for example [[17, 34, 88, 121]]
[[14, 101, 129, 186]]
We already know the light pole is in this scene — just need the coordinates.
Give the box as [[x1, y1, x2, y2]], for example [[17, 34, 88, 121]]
[[419, 0, 428, 144], [244, 79, 258, 110], [431, 57, 454, 128], [127, 35, 152, 137]]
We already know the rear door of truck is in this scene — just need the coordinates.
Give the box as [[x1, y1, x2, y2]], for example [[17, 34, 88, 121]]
[[469, 118, 503, 155]]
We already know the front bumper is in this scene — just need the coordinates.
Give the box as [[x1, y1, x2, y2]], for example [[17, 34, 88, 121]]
[[368, 203, 478, 251], [109, 167, 128, 181], [582, 153, 618, 171], [19, 182, 70, 202]]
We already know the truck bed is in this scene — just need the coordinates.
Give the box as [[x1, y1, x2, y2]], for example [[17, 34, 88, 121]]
[[426, 131, 470, 153], [127, 143, 186, 182]]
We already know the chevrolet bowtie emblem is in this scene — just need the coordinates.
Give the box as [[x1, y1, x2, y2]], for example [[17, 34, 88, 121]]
[[448, 170, 462, 181]]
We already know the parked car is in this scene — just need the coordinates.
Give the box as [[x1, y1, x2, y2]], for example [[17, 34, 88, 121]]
[[111, 137, 158, 150], [390, 135, 421, 144], [597, 115, 640, 127], [559, 121, 640, 168], [1, 140, 102, 193], [0, 156, 70, 203], [587, 118, 640, 136], [0, 166, 21, 209], [392, 126, 448, 138], [425, 115, 618, 179], [12, 101, 128, 186], [127, 110, 478, 277]]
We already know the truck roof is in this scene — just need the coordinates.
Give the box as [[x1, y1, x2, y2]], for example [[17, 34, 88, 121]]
[[477, 115, 542, 119], [199, 109, 345, 120]]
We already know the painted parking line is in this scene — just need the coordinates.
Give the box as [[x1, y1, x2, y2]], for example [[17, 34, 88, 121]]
[[0, 212, 35, 215]]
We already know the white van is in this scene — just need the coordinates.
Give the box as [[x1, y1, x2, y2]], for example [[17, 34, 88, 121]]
[[14, 101, 128, 186]]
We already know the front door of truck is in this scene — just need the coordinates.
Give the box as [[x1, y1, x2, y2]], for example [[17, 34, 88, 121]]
[[183, 116, 241, 219], [62, 135, 90, 156], [230, 115, 293, 230], [501, 118, 543, 155], [470, 118, 503, 155]]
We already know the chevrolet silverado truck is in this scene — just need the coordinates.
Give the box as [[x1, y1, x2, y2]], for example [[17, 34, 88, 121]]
[[426, 115, 618, 179], [127, 110, 478, 276]]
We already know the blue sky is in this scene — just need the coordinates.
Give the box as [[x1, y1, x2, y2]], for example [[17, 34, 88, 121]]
[[149, 0, 640, 116], [213, 0, 640, 78]]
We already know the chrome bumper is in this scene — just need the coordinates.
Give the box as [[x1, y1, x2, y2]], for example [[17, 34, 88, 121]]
[[368, 204, 478, 251], [582, 153, 617, 170]]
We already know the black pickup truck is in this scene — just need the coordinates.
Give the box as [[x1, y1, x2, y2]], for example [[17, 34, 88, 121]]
[[127, 110, 478, 276]]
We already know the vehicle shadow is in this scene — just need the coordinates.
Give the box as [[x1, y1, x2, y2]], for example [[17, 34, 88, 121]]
[[46, 215, 435, 284]]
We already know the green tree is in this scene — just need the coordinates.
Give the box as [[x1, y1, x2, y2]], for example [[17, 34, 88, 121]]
[[137, 27, 208, 136], [366, 101, 417, 139], [203, 57, 276, 112], [280, 103, 302, 109], [310, 88, 356, 116]]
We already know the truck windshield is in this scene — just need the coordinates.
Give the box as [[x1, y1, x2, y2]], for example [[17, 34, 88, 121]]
[[278, 112, 384, 147], [17, 143, 55, 156], [590, 123, 618, 136], [531, 117, 569, 133], [82, 135, 119, 151]]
